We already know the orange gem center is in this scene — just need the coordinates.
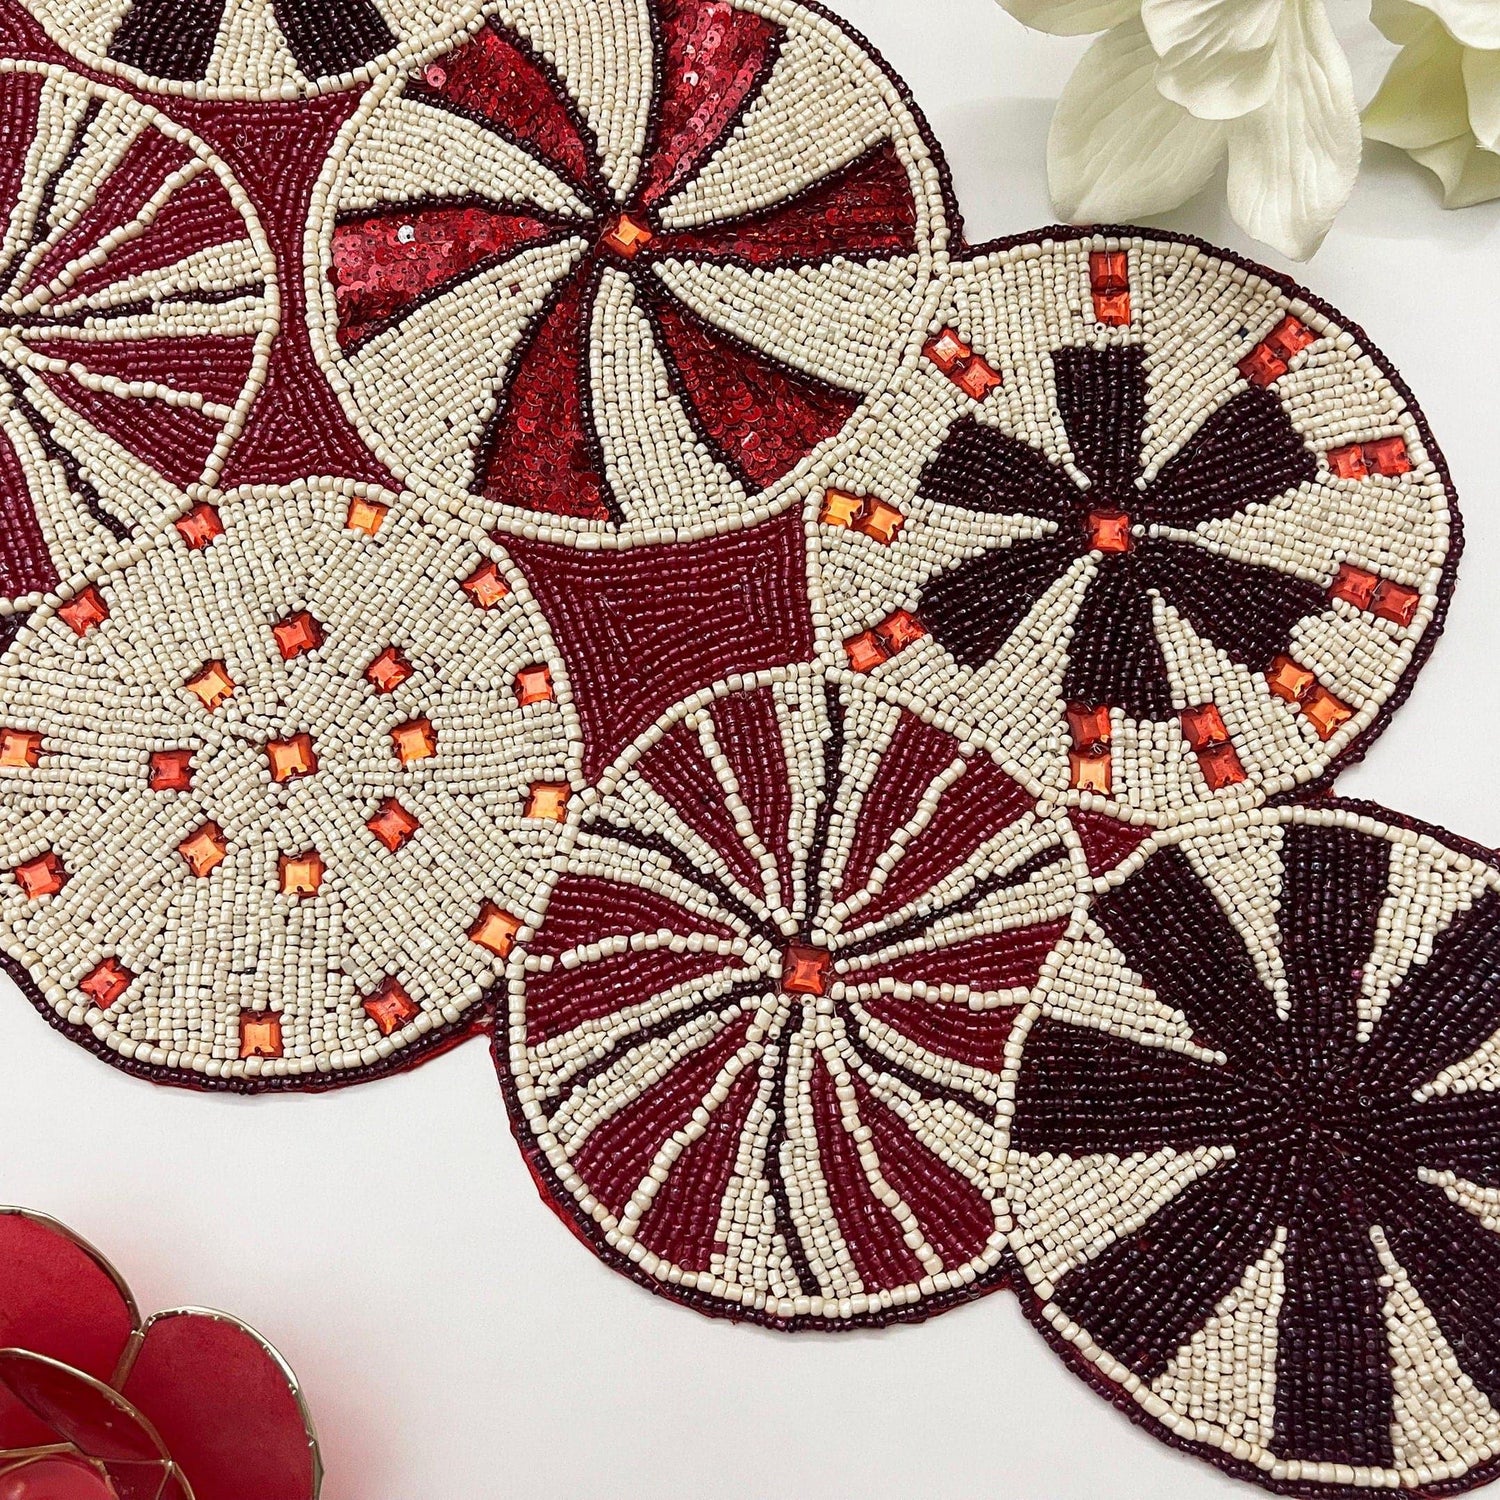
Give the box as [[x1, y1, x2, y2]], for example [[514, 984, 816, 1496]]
[[368, 798, 419, 851], [0, 729, 42, 768], [462, 561, 510, 608], [239, 1013, 283, 1059], [515, 664, 554, 705], [781, 943, 830, 997], [600, 213, 654, 258], [346, 496, 388, 536], [279, 852, 324, 897], [179, 823, 228, 877], [391, 718, 437, 765], [272, 611, 323, 659], [1086, 510, 1132, 553], [148, 748, 194, 792], [267, 733, 318, 782], [526, 782, 570, 822], [469, 901, 523, 958], [363, 977, 419, 1036], [365, 646, 413, 693], [186, 661, 235, 710]]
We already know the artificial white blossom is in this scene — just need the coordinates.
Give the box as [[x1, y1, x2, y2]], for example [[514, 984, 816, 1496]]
[[1364, 0, 1500, 206], [1003, 0, 1363, 259]]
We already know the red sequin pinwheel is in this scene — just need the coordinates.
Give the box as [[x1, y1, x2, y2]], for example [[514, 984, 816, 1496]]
[[502, 662, 1078, 1328], [311, 0, 948, 540]]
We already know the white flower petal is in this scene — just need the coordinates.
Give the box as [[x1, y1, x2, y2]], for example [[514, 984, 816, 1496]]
[[1143, 0, 1283, 119], [1048, 18, 1228, 219], [1364, 19, 1468, 149], [1370, 0, 1443, 46], [1463, 46, 1500, 152], [1421, 0, 1500, 49], [999, 0, 1142, 37], [1225, 0, 1360, 258], [1410, 131, 1500, 205]]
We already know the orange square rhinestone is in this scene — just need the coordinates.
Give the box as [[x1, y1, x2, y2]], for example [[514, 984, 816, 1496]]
[[185, 660, 235, 711], [266, 732, 317, 782], [365, 646, 413, 694], [954, 356, 1002, 401], [175, 501, 224, 550], [601, 213, 654, 258], [179, 822, 227, 877], [278, 851, 324, 897], [469, 901, 522, 958], [1265, 315, 1315, 360], [857, 498, 905, 545], [391, 718, 437, 765], [515, 664, 554, 705], [1069, 748, 1112, 794], [1327, 444, 1369, 481], [843, 630, 888, 673], [526, 781, 570, 822], [1371, 579, 1421, 627], [1364, 436, 1412, 476], [346, 496, 388, 536], [272, 610, 324, 660], [58, 586, 107, 636], [1089, 250, 1128, 293], [14, 851, 66, 898], [923, 328, 972, 374], [148, 748, 195, 792], [781, 943, 830, 997], [79, 957, 132, 1007], [368, 798, 419, 851], [1239, 345, 1288, 388], [239, 1012, 283, 1060], [362, 976, 419, 1036], [1302, 684, 1353, 740], [1266, 655, 1316, 704], [1066, 702, 1112, 750], [819, 488, 864, 529], [1180, 703, 1229, 750], [1092, 289, 1131, 327], [1330, 563, 1379, 611], [876, 609, 925, 654], [0, 729, 42, 768], [1196, 741, 1247, 790], [461, 560, 510, 609], [1085, 510, 1132, 553]]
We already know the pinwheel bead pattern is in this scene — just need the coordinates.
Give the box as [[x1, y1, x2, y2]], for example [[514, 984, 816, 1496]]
[[307, 0, 951, 543], [501, 661, 1081, 1327], [814, 232, 1457, 827], [0, 63, 277, 616], [1006, 805, 1500, 1493], [0, 482, 577, 1086]]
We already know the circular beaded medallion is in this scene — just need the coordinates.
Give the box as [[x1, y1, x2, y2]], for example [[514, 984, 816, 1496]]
[[0, 62, 277, 617], [13, 0, 478, 99], [814, 231, 1458, 830], [305, 0, 952, 546], [0, 481, 577, 1087], [500, 660, 1081, 1327], [1005, 802, 1500, 1495]]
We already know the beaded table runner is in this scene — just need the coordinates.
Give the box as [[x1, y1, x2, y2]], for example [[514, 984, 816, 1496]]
[[0, 0, 1494, 1493]]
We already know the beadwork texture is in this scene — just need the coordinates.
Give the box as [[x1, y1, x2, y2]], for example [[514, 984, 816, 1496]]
[[502, 660, 1080, 1327], [815, 231, 1457, 829], [0, 0, 1495, 1489], [1007, 803, 1500, 1496], [305, 0, 951, 545]]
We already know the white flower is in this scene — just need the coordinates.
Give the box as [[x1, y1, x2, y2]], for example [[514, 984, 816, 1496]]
[[1003, 0, 1363, 259], [1364, 0, 1500, 206]]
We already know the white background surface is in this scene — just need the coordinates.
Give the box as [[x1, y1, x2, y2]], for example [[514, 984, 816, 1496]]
[[3, 3, 1499, 1497]]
